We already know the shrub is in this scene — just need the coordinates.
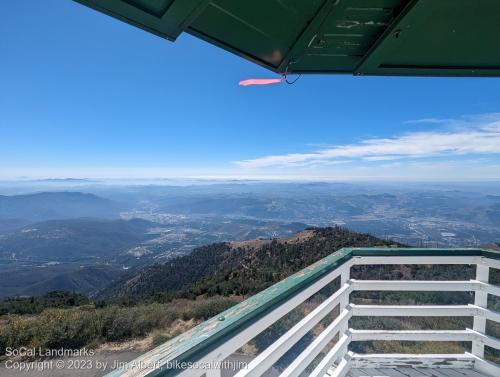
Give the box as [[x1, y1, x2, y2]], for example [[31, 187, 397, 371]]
[[0, 296, 238, 357]]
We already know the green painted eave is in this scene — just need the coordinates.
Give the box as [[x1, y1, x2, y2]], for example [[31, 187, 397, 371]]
[[74, 0, 500, 77]]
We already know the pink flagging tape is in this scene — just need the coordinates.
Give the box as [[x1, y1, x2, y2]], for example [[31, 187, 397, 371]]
[[238, 78, 284, 86]]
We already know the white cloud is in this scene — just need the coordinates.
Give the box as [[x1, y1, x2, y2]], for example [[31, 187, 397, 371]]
[[236, 114, 500, 168], [403, 118, 457, 124]]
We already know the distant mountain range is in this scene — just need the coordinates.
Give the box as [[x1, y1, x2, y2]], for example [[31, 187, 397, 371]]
[[0, 192, 121, 227], [0, 218, 158, 262], [0, 217, 161, 298], [156, 191, 500, 228], [0, 265, 124, 298]]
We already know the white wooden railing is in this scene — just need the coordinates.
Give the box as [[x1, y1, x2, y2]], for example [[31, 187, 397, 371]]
[[107, 248, 500, 377]]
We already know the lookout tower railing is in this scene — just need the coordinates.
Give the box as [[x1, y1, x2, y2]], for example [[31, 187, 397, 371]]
[[107, 248, 500, 377]]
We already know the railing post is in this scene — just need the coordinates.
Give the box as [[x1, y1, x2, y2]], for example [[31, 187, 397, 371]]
[[472, 262, 490, 359], [336, 267, 350, 363]]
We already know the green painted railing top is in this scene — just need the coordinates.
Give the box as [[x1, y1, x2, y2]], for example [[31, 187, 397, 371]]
[[351, 247, 486, 257], [106, 247, 499, 376]]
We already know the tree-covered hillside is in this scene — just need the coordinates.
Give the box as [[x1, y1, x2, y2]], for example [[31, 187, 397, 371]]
[[102, 227, 398, 299]]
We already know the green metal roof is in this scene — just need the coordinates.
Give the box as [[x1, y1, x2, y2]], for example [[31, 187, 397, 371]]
[[75, 0, 500, 77]]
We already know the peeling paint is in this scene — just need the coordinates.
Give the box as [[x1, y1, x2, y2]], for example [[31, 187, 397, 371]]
[[336, 20, 388, 29]]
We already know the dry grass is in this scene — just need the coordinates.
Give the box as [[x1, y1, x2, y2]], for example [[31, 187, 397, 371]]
[[98, 318, 200, 352], [230, 229, 316, 250]]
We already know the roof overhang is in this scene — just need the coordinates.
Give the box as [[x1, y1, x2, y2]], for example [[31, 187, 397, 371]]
[[74, 0, 500, 77]]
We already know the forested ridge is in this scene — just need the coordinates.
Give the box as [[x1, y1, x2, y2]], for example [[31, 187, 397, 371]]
[[102, 226, 398, 299]]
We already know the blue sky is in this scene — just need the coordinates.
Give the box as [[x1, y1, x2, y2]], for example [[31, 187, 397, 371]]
[[1, 1, 500, 181]]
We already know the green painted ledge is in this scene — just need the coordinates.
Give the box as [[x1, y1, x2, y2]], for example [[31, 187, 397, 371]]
[[106, 247, 499, 377]]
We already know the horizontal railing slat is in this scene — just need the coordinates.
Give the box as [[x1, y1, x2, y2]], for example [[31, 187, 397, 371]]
[[175, 263, 353, 377], [477, 306, 500, 324], [309, 334, 351, 377], [475, 280, 500, 297], [280, 308, 352, 377], [351, 304, 478, 317], [328, 354, 351, 377], [469, 329, 500, 350], [350, 328, 500, 349], [351, 279, 478, 291], [350, 353, 475, 369], [234, 281, 352, 377], [350, 329, 474, 342], [467, 352, 500, 376], [480, 256, 500, 270]]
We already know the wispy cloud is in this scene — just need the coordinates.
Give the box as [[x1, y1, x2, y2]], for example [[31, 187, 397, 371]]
[[236, 114, 500, 168], [403, 118, 457, 124]]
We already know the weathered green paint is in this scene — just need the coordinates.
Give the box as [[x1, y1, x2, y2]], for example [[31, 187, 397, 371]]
[[74, 0, 500, 77], [287, 0, 410, 74], [105, 248, 499, 377], [74, 0, 210, 41], [480, 248, 500, 261], [355, 0, 500, 76], [350, 247, 486, 258]]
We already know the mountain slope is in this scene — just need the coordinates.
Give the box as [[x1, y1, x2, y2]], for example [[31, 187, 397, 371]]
[[102, 227, 398, 299], [0, 191, 121, 223], [0, 265, 125, 298], [0, 218, 158, 262]]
